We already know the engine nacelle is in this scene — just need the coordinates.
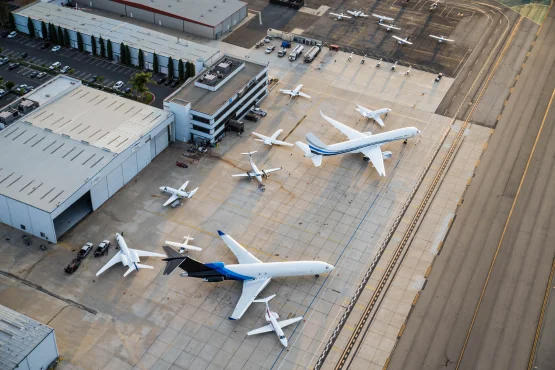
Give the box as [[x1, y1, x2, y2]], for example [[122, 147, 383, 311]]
[[382, 151, 393, 159], [363, 156, 371, 162], [203, 276, 225, 282]]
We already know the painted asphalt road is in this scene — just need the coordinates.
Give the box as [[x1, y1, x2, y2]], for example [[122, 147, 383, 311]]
[[0, 34, 177, 108]]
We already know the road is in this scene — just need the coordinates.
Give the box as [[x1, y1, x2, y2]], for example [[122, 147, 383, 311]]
[[388, 5, 555, 370], [0, 34, 177, 108]]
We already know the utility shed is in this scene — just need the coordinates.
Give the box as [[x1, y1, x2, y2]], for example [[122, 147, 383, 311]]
[[0, 305, 59, 370], [0, 76, 175, 243]]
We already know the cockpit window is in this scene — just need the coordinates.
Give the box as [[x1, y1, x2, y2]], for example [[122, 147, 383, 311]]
[[279, 335, 286, 339], [325, 266, 329, 269]]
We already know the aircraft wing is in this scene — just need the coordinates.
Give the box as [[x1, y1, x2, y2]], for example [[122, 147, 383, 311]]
[[360, 146, 386, 176], [251, 132, 268, 141], [273, 140, 294, 147], [247, 323, 275, 335], [218, 230, 262, 264], [320, 111, 365, 141], [393, 36, 413, 45], [164, 194, 179, 206], [229, 278, 272, 320], [261, 167, 282, 175], [231, 173, 252, 177], [298, 92, 311, 99], [96, 252, 122, 276], [330, 12, 341, 16], [278, 316, 304, 328], [133, 249, 166, 258], [178, 181, 189, 191], [374, 116, 385, 127], [373, 14, 394, 21], [280, 89, 293, 95]]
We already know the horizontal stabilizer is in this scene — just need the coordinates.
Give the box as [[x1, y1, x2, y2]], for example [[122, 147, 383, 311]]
[[253, 294, 276, 303], [188, 187, 198, 198], [166, 241, 203, 252], [241, 151, 257, 156]]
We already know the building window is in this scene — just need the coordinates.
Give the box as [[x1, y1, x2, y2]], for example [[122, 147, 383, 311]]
[[40, 232, 46, 238], [213, 81, 268, 126], [191, 114, 211, 124], [21, 225, 26, 230], [192, 124, 211, 134]]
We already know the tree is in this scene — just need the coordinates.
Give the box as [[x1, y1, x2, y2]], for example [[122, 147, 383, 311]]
[[129, 72, 152, 102], [6, 81, 14, 90], [64, 29, 70, 47], [185, 61, 190, 79], [167, 57, 174, 79], [188, 62, 196, 77], [106, 39, 113, 60], [49, 23, 57, 44], [119, 42, 125, 64], [125, 45, 131, 65], [27, 18, 35, 38], [77, 32, 83, 51], [99, 36, 105, 58], [138, 49, 144, 69], [91, 36, 97, 56], [41, 21, 47, 40], [178, 59, 184, 81], [152, 53, 158, 72], [0, 3, 10, 28], [57, 26, 64, 46], [8, 12, 14, 31]]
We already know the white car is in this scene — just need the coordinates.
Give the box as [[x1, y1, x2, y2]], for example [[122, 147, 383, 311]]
[[265, 45, 275, 54], [114, 81, 124, 89], [51, 45, 61, 52], [49, 61, 61, 70], [60, 65, 70, 74], [264, 36, 272, 43], [7, 31, 16, 39]]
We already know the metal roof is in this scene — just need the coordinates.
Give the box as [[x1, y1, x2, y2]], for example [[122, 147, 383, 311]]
[[0, 305, 55, 370], [15, 2, 220, 64], [111, 0, 248, 28]]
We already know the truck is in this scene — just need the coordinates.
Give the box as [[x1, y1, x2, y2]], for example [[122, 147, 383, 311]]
[[304, 44, 322, 63], [288, 45, 304, 61], [281, 41, 291, 48]]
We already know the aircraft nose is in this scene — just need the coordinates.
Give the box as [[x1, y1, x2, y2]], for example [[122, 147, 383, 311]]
[[281, 338, 289, 347]]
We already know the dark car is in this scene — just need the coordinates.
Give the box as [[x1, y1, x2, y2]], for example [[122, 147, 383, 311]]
[[124, 87, 131, 94], [89, 75, 98, 82], [64, 258, 81, 274], [20, 52, 28, 59], [164, 78, 172, 86], [29, 71, 39, 78], [77, 242, 93, 259], [94, 240, 111, 257], [8, 63, 20, 70], [244, 113, 259, 122], [157, 77, 167, 85], [170, 80, 179, 88], [40, 43, 50, 49]]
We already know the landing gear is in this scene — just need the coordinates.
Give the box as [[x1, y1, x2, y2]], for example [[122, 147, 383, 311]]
[[315, 274, 320, 278], [403, 139, 408, 144]]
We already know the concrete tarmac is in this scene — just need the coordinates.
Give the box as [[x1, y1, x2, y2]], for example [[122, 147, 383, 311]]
[[388, 5, 555, 370]]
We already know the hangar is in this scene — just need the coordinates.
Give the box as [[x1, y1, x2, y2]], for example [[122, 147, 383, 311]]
[[0, 76, 174, 243]]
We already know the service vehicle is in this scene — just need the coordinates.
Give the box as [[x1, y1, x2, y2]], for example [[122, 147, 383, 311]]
[[94, 240, 111, 257], [250, 107, 267, 117], [77, 242, 94, 259], [265, 45, 275, 54]]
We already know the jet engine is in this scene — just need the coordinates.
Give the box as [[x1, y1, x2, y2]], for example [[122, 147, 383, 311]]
[[382, 151, 393, 159]]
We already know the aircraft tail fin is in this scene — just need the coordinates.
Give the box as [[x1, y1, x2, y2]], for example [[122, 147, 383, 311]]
[[162, 245, 187, 275], [253, 294, 276, 303], [306, 133, 329, 150], [188, 187, 198, 198]]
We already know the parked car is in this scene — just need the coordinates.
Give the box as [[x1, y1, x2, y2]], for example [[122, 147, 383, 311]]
[[7, 31, 17, 39], [51, 45, 61, 52], [114, 81, 124, 89], [277, 48, 287, 57], [8, 63, 20, 70], [36, 72, 47, 79], [94, 240, 111, 257], [250, 107, 267, 117], [170, 80, 179, 88], [244, 113, 260, 122], [64, 258, 81, 274], [265, 45, 275, 54], [157, 77, 167, 85], [77, 242, 94, 259], [124, 87, 131, 93], [0, 89, 6, 98], [60, 65, 70, 74], [0, 57, 9, 66], [164, 78, 172, 86], [25, 85, 34, 92], [40, 42, 50, 49], [89, 75, 98, 82], [29, 71, 39, 78], [264, 36, 271, 43], [20, 52, 28, 59], [49, 61, 61, 70]]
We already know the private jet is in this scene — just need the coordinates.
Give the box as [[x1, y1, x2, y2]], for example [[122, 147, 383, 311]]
[[430, 35, 454, 43], [96, 233, 165, 277], [372, 13, 394, 23], [378, 22, 401, 32], [232, 151, 282, 191], [161, 230, 334, 320], [251, 130, 294, 147], [247, 295, 303, 347], [160, 181, 198, 206], [393, 35, 413, 45], [280, 84, 311, 99], [295, 111, 421, 176], [165, 235, 203, 253], [347, 10, 369, 17], [355, 105, 392, 127], [330, 12, 352, 20]]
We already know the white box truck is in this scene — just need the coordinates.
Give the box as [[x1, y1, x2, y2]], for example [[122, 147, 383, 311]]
[[289, 45, 304, 61]]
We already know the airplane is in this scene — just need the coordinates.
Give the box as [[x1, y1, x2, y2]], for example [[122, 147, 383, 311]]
[[96, 233, 166, 277], [161, 230, 334, 320], [295, 111, 421, 175], [232, 151, 282, 191], [393, 35, 413, 45], [372, 13, 394, 23], [247, 294, 303, 347], [347, 10, 369, 17], [160, 181, 198, 206], [430, 35, 454, 43], [251, 130, 294, 147], [355, 105, 392, 127], [378, 22, 401, 32], [280, 84, 311, 99], [165, 235, 203, 253], [329, 12, 352, 20]]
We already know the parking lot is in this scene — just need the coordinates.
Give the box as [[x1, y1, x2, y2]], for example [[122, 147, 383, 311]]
[[0, 34, 177, 108]]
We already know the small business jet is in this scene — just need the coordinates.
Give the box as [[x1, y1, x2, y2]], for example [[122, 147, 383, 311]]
[[160, 181, 198, 206], [232, 151, 282, 191], [295, 111, 421, 175], [251, 130, 294, 147], [329, 12, 352, 20], [347, 10, 369, 17], [162, 230, 334, 320], [393, 35, 413, 45], [372, 13, 394, 23], [247, 295, 303, 347], [430, 35, 454, 43], [280, 84, 311, 99], [165, 235, 202, 253], [378, 22, 401, 32], [355, 105, 392, 127], [96, 233, 165, 277]]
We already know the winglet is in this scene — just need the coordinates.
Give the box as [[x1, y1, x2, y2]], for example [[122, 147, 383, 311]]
[[218, 230, 225, 236]]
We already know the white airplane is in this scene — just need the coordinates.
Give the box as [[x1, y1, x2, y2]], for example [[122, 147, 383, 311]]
[[165, 235, 203, 253], [347, 10, 369, 17], [251, 130, 294, 147], [393, 35, 413, 45], [160, 181, 198, 206], [329, 12, 352, 20], [96, 233, 166, 277], [161, 230, 334, 320], [355, 105, 392, 127], [430, 35, 454, 43], [232, 151, 282, 191], [295, 111, 421, 176], [378, 22, 401, 32], [280, 84, 311, 99], [372, 13, 394, 23], [247, 295, 303, 347]]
